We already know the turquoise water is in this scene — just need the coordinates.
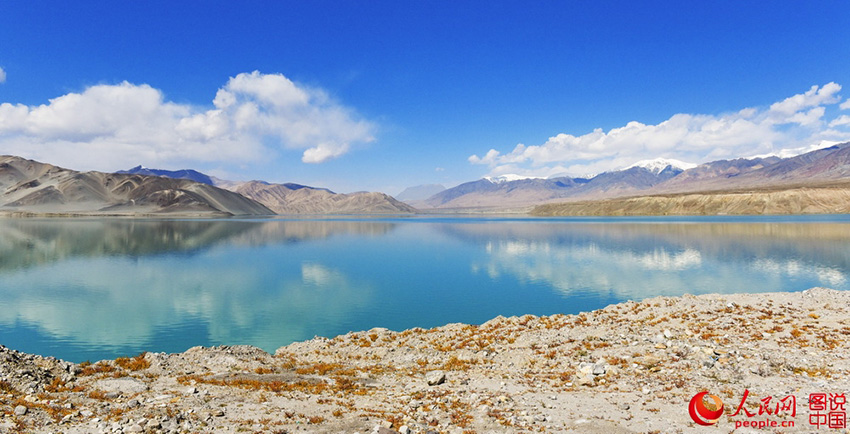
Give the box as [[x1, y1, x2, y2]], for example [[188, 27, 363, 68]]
[[1, 216, 849, 363]]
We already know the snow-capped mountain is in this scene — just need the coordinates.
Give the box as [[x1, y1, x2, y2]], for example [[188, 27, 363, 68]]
[[420, 142, 850, 209], [624, 158, 697, 175], [483, 174, 541, 183]]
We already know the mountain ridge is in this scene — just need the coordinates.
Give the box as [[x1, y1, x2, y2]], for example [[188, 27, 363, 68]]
[[421, 142, 850, 209], [0, 156, 273, 216]]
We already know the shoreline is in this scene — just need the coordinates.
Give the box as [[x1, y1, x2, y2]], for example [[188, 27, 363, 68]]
[[2, 287, 849, 433]]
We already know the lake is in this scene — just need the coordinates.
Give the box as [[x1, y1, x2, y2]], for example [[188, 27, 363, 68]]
[[1, 215, 849, 363]]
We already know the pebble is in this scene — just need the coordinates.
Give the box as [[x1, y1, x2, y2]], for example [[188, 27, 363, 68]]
[[425, 371, 446, 386], [14, 405, 27, 416]]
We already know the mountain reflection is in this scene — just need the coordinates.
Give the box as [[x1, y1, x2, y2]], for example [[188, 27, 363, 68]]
[[442, 222, 850, 299], [2, 217, 849, 362], [0, 218, 397, 271]]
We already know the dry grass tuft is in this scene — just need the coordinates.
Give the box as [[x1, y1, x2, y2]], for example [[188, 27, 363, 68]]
[[115, 353, 150, 371]]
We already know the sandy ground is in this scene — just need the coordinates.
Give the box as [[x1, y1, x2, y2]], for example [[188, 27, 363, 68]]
[[2, 287, 850, 433]]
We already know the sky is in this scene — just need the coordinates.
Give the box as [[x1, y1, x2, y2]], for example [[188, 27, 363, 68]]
[[1, 2, 850, 194]]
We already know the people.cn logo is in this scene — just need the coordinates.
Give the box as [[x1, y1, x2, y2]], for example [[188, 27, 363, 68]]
[[689, 391, 724, 426]]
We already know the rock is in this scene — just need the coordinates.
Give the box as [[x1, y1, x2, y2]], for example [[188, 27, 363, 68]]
[[126, 399, 140, 408], [399, 425, 411, 434], [425, 371, 445, 386], [592, 363, 607, 376], [372, 426, 398, 434], [576, 373, 594, 386], [80, 409, 94, 417], [14, 405, 27, 415], [94, 377, 148, 395], [125, 424, 144, 433]]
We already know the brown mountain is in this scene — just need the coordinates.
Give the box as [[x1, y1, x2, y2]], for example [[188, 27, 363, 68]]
[[653, 143, 850, 193], [532, 182, 850, 216], [229, 181, 417, 214], [532, 142, 850, 216], [424, 142, 850, 211], [0, 156, 273, 216]]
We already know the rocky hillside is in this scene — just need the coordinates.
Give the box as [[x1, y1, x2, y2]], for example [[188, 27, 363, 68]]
[[0, 156, 272, 216], [232, 181, 417, 214], [1, 287, 847, 433], [531, 182, 850, 216]]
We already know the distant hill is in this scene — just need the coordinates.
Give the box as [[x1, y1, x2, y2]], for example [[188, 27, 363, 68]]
[[117, 166, 215, 185], [421, 163, 684, 209], [117, 166, 414, 214], [423, 177, 590, 209], [396, 184, 446, 202], [531, 182, 850, 216], [0, 156, 273, 216], [231, 181, 416, 214]]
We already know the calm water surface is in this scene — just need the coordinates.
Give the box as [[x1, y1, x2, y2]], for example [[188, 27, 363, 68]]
[[1, 216, 849, 362]]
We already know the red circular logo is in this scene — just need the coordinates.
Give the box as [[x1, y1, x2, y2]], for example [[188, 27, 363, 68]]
[[689, 391, 724, 426]]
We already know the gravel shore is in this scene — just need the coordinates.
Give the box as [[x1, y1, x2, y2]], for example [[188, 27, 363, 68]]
[[2, 287, 849, 433]]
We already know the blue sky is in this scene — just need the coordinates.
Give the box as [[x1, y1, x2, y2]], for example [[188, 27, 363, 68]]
[[1, 2, 850, 194]]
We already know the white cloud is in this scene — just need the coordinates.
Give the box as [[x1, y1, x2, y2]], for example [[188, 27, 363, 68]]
[[0, 67, 5, 83], [841, 99, 850, 110], [831, 115, 850, 127], [470, 82, 850, 178], [0, 71, 375, 171], [767, 83, 841, 117]]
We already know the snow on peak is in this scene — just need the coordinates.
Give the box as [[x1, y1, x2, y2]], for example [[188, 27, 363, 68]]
[[483, 174, 540, 183], [624, 158, 697, 175], [749, 140, 841, 159]]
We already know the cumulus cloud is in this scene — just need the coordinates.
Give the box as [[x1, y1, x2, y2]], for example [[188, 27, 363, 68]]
[[831, 115, 850, 127], [470, 82, 850, 178], [0, 67, 5, 83], [841, 99, 850, 110], [0, 71, 375, 171]]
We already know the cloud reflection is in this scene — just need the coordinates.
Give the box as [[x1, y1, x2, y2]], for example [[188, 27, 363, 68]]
[[454, 222, 850, 300]]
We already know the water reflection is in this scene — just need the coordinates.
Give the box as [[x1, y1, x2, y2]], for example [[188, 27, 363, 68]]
[[0, 219, 389, 361], [0, 217, 848, 362], [443, 222, 850, 299], [0, 218, 397, 270]]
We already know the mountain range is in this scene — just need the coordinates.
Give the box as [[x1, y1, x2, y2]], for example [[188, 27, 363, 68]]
[[0, 156, 416, 216], [119, 165, 415, 214], [0, 156, 272, 216], [3, 141, 850, 216], [418, 142, 850, 210]]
